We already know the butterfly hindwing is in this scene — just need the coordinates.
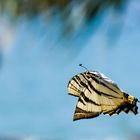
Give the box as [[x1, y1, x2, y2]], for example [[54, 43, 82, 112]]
[[73, 85, 124, 120], [73, 90, 102, 121]]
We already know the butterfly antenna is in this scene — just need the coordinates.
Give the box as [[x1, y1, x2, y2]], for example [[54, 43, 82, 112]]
[[79, 64, 88, 71]]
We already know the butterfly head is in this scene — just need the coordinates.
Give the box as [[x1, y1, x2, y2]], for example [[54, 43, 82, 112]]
[[127, 95, 139, 114], [128, 95, 139, 105], [128, 95, 135, 104]]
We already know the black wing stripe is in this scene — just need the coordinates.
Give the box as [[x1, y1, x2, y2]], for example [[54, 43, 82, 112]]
[[69, 82, 78, 91], [73, 107, 100, 121], [86, 76, 121, 99], [91, 76, 119, 94], [78, 97, 86, 105], [72, 77, 81, 87], [80, 92, 100, 106], [80, 81, 92, 93], [81, 73, 122, 99], [80, 73, 101, 96]]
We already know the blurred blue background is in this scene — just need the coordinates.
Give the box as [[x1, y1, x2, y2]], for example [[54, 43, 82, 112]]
[[0, 0, 139, 140]]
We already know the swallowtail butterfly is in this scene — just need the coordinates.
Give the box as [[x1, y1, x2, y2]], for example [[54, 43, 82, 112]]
[[68, 64, 139, 121]]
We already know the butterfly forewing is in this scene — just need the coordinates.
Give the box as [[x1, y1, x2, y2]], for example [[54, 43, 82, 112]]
[[87, 71, 124, 98], [68, 73, 87, 97]]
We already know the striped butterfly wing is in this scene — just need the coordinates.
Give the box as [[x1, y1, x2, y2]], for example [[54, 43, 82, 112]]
[[68, 73, 88, 97], [87, 71, 126, 114], [68, 71, 127, 121]]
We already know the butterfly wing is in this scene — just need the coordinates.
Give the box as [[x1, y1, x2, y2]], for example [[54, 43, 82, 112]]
[[68, 71, 138, 121], [68, 73, 87, 97], [68, 73, 102, 120], [86, 72, 128, 116], [73, 88, 102, 121], [72, 76, 124, 120]]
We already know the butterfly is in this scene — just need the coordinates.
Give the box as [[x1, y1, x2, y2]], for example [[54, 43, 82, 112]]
[[68, 64, 139, 121]]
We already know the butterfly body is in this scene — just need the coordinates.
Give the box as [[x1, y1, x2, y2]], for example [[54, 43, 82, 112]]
[[68, 71, 139, 121]]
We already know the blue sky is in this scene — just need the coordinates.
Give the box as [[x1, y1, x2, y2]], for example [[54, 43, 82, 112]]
[[0, 0, 140, 140]]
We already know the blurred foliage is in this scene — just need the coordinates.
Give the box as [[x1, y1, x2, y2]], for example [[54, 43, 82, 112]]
[[0, 0, 69, 17], [0, 0, 129, 64], [0, 0, 127, 26]]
